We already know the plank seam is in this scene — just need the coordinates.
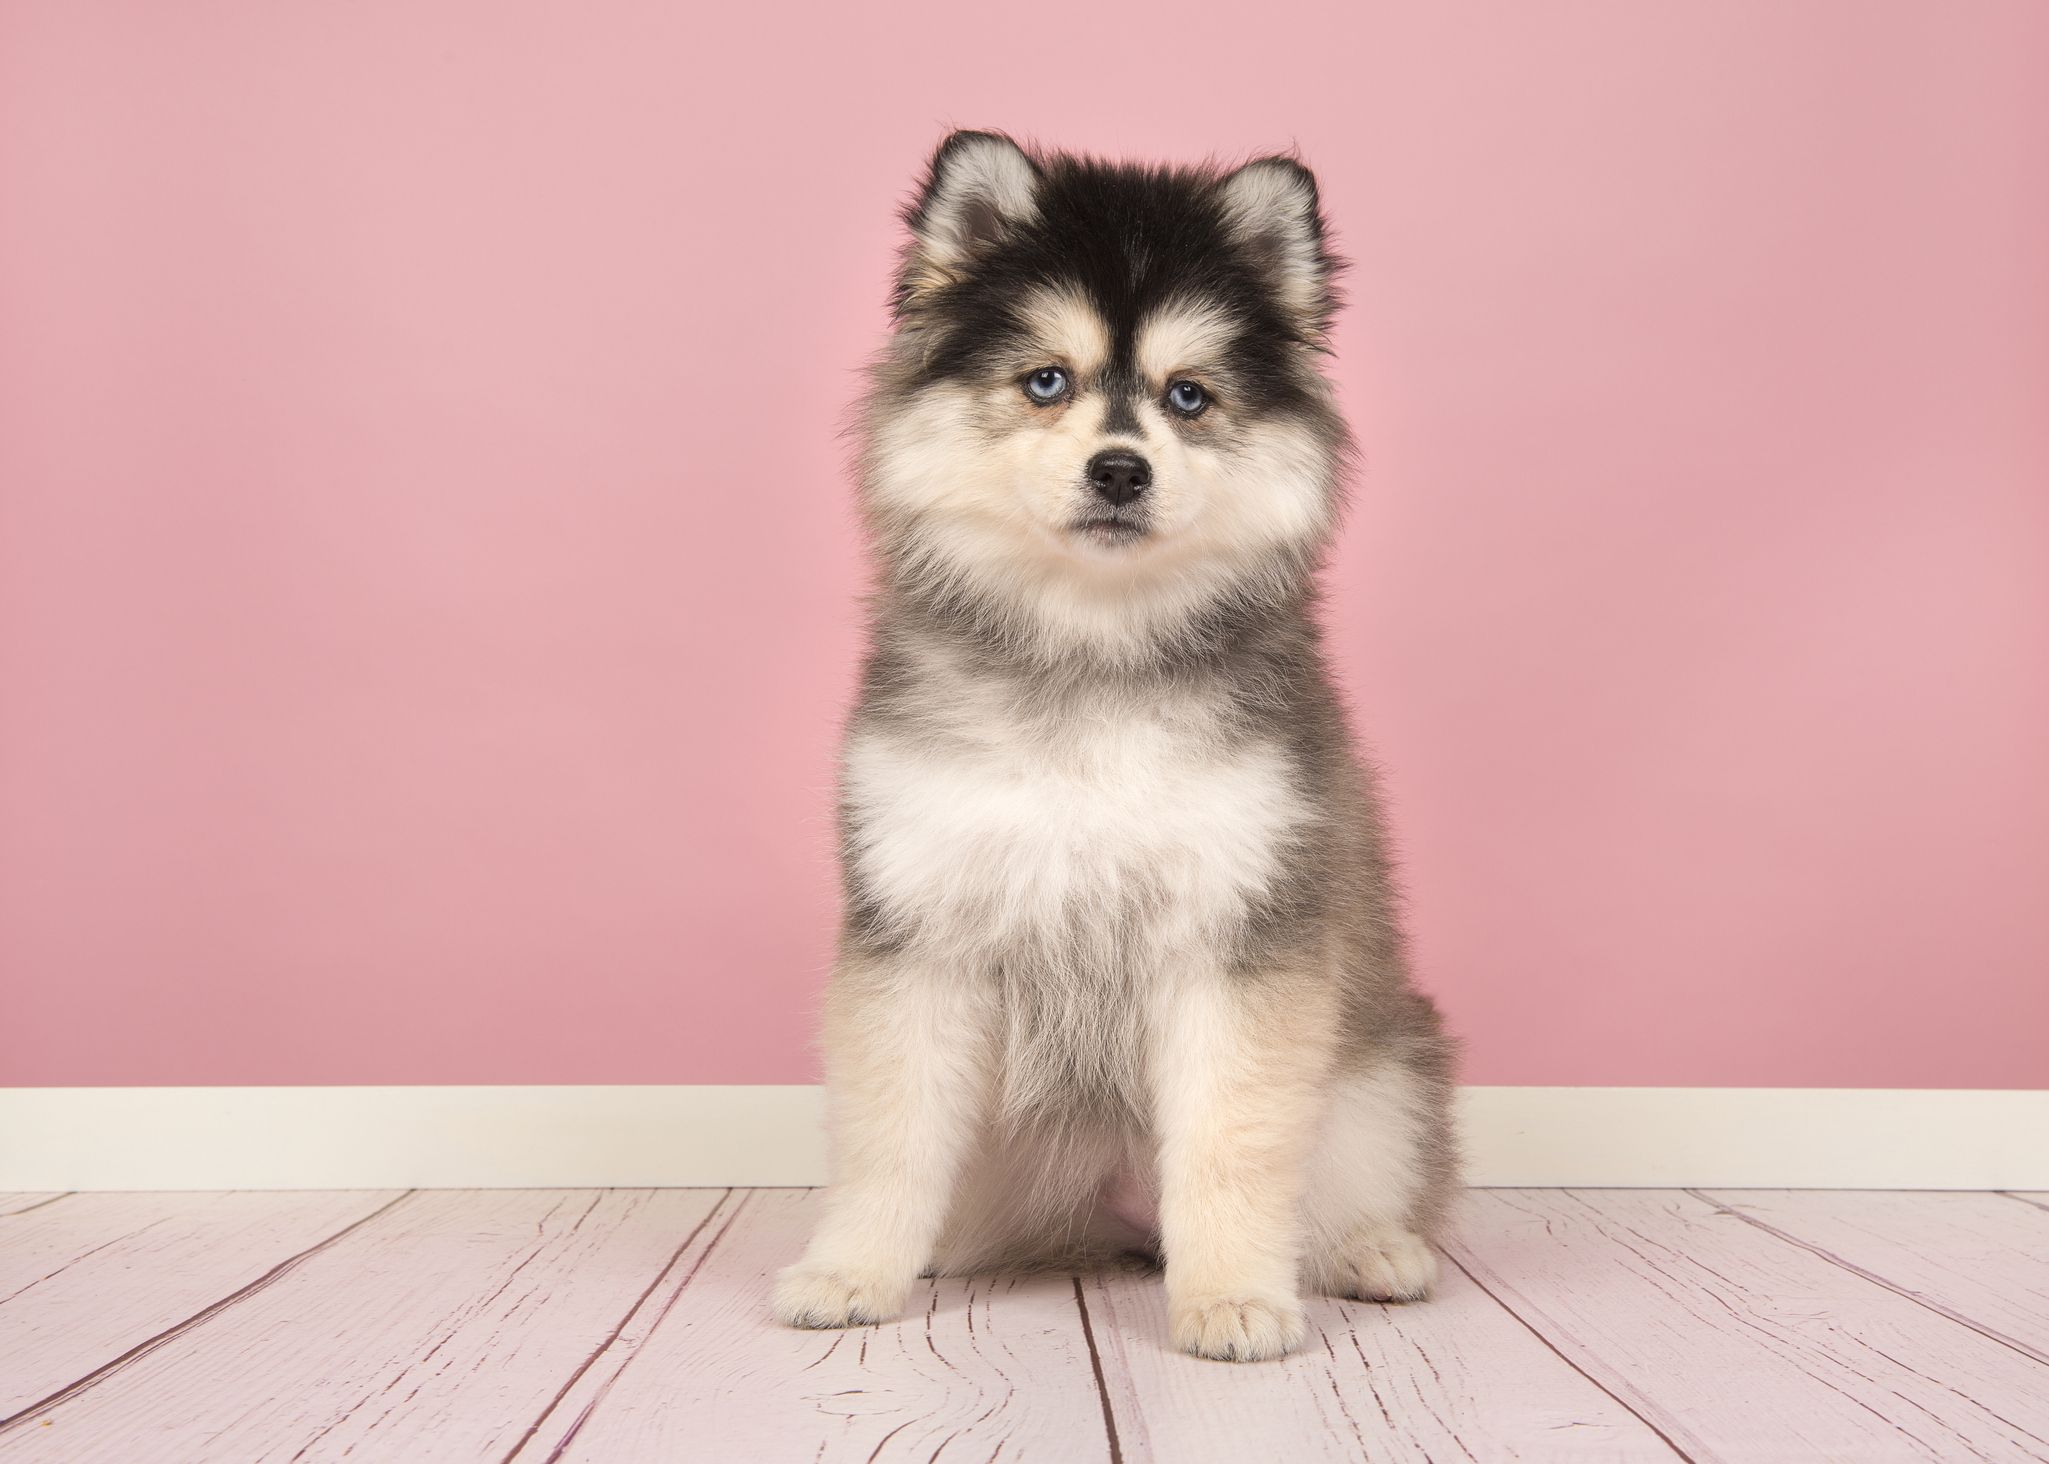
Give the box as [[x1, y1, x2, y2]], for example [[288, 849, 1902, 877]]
[[278, 1190, 611, 1464], [1069, 1276, 1125, 1464], [1437, 1246, 1698, 1463], [497, 1188, 735, 1464], [523, 1189, 753, 1464], [1685, 1189, 2049, 1367], [1996, 1192, 2049, 1215], [0, 1189, 416, 1437], [1566, 1189, 2040, 1461], [0, 1194, 72, 1218]]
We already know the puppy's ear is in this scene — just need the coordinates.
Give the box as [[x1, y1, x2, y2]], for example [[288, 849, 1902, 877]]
[[1215, 156, 1338, 339], [897, 130, 1041, 313]]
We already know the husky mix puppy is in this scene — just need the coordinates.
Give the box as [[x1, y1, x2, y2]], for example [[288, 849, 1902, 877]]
[[772, 131, 1458, 1362]]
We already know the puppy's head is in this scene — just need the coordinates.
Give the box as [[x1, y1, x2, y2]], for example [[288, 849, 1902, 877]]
[[863, 131, 1349, 663]]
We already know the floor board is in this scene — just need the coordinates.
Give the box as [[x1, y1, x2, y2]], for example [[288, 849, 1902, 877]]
[[0, 1186, 2043, 1462], [0, 1189, 722, 1462], [1082, 1247, 1686, 1461], [0, 1189, 403, 1420], [519, 1188, 1118, 1463], [0, 1196, 68, 1220], [1698, 1188, 2049, 1363], [1447, 1189, 2049, 1463]]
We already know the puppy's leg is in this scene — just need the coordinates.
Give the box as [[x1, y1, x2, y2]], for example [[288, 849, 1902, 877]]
[[774, 954, 993, 1329], [1151, 967, 1334, 1362], [1297, 1057, 1456, 1303]]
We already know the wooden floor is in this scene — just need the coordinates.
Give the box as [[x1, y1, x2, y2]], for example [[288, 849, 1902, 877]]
[[1, 1189, 2045, 1461]]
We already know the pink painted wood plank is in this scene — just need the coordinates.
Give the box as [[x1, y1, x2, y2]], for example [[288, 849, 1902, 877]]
[[0, 1189, 403, 1419], [517, 1188, 1117, 1463], [0, 1197, 67, 1220], [0, 1188, 723, 1461], [1700, 1189, 2049, 1361], [1081, 1249, 1683, 1462], [1450, 1189, 2049, 1463]]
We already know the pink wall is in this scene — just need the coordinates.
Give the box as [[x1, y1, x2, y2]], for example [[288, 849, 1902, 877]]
[[3, 3, 2045, 1089]]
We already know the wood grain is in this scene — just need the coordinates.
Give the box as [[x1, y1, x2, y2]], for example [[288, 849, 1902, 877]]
[[1449, 1188, 2049, 1463], [0, 1189, 723, 1461], [6, 1188, 2047, 1461], [1700, 1189, 2049, 1362], [0, 1189, 403, 1419], [519, 1187, 1118, 1464], [1081, 1246, 1685, 1462]]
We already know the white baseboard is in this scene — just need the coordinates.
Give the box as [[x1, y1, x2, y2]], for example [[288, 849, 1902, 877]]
[[1, 1085, 2042, 1191]]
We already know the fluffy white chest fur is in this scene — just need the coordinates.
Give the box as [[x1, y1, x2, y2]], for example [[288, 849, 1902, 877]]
[[844, 701, 1308, 967]]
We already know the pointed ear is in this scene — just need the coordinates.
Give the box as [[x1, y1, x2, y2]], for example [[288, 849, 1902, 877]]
[[898, 131, 1041, 310], [1214, 156, 1338, 337]]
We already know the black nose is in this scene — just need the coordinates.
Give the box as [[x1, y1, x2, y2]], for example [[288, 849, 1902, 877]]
[[1087, 450, 1152, 507]]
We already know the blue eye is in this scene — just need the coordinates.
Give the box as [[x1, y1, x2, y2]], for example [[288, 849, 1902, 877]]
[[1167, 380, 1209, 416], [1023, 367, 1069, 404]]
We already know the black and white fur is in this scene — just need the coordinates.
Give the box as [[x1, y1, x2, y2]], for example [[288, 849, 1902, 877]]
[[773, 131, 1458, 1362]]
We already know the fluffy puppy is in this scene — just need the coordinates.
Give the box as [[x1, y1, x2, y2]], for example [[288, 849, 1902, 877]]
[[773, 131, 1458, 1362]]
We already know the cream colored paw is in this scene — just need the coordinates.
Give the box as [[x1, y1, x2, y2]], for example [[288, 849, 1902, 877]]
[[1169, 1293, 1306, 1362], [1350, 1229, 1438, 1301], [772, 1261, 910, 1329]]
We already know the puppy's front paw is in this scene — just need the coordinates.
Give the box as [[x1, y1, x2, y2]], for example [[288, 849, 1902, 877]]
[[1169, 1292, 1306, 1362], [1349, 1229, 1438, 1302], [772, 1261, 910, 1329]]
